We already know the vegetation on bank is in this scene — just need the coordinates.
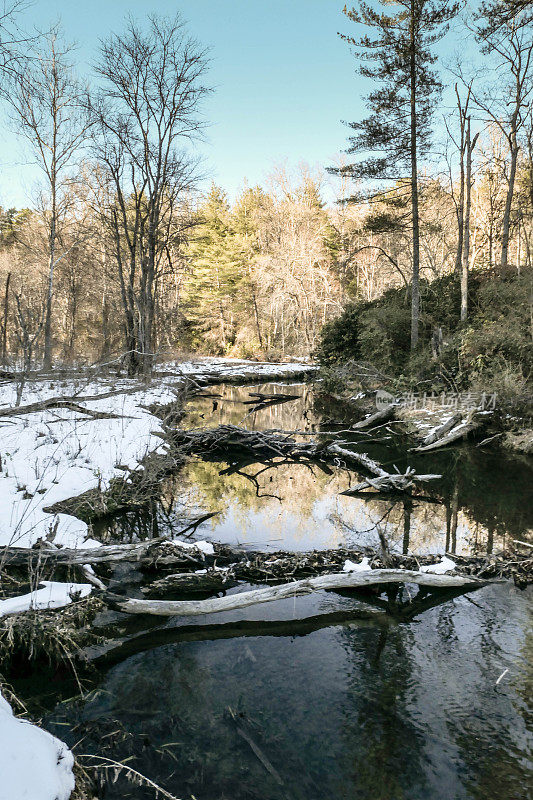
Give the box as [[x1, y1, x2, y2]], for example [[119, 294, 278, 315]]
[[315, 269, 533, 407]]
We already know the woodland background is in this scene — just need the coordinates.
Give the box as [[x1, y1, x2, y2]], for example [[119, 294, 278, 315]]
[[0, 0, 530, 397]]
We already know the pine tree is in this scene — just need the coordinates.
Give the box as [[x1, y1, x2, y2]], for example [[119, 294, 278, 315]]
[[334, 0, 458, 348], [186, 186, 248, 352]]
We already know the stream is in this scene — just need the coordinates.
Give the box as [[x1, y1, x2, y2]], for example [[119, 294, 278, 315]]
[[19, 382, 533, 799]]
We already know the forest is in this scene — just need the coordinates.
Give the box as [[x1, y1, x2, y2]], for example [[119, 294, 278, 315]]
[[0, 2, 531, 800], [0, 0, 530, 395]]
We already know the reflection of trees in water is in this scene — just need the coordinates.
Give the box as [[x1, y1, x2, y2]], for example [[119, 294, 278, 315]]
[[334, 586, 532, 800], [184, 382, 320, 433], [100, 382, 533, 553], [336, 623, 429, 800], [417, 448, 533, 549]]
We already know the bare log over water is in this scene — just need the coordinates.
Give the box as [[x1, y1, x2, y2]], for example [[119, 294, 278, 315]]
[[103, 570, 492, 617], [420, 412, 463, 446], [351, 404, 396, 430], [412, 413, 482, 452]]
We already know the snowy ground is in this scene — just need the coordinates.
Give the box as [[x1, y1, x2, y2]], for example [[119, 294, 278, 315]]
[[0, 359, 314, 798], [0, 359, 315, 551], [0, 691, 75, 800]]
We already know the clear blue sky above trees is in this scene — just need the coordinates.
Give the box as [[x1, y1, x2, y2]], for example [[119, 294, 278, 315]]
[[0, 0, 464, 208]]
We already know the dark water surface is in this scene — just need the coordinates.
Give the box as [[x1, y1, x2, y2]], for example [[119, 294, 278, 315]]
[[46, 585, 531, 800], [39, 383, 533, 798]]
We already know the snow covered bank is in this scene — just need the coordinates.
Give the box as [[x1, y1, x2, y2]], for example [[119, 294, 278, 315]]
[[0, 691, 74, 800], [0, 580, 92, 617], [0, 359, 314, 551]]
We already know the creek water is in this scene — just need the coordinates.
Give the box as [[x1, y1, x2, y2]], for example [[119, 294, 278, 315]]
[[31, 383, 533, 798]]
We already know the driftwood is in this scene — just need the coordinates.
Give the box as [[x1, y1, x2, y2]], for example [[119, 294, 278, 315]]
[[104, 569, 491, 617], [351, 404, 396, 430], [412, 412, 482, 452], [144, 569, 239, 597], [325, 443, 440, 491], [0, 397, 124, 420], [0, 538, 237, 569], [3, 540, 530, 586], [420, 412, 463, 446]]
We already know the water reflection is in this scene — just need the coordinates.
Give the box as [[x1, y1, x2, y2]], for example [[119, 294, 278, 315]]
[[97, 381, 533, 555], [55, 382, 533, 799], [47, 584, 532, 800]]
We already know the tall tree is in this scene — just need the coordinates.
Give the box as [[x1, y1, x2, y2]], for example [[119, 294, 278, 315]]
[[9, 33, 88, 369], [334, 0, 458, 348], [468, 0, 533, 272], [90, 14, 209, 377]]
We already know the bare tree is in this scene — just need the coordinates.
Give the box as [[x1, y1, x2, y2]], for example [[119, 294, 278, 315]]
[[467, 2, 533, 272], [0, 1, 33, 85], [8, 32, 89, 369], [89, 14, 210, 377]]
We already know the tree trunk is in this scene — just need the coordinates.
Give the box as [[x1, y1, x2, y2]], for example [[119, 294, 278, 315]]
[[1, 272, 10, 364], [409, 0, 420, 350], [43, 206, 56, 371], [454, 101, 465, 275], [461, 120, 478, 323], [501, 133, 518, 272]]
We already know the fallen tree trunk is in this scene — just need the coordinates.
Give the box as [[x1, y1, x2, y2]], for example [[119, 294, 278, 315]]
[[0, 397, 124, 420], [420, 412, 463, 447], [351, 405, 396, 430], [0, 538, 237, 569], [144, 569, 239, 597], [171, 426, 441, 494], [103, 569, 491, 617], [325, 443, 440, 491], [4, 541, 529, 586], [412, 414, 481, 452]]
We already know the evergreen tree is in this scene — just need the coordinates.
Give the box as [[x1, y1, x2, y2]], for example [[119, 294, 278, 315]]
[[186, 186, 248, 352], [334, 0, 458, 348]]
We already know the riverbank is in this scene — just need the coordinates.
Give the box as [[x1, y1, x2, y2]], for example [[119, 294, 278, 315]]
[[1, 359, 531, 800]]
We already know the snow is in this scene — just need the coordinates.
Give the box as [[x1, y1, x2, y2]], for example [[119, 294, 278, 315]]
[[420, 556, 457, 574], [343, 557, 371, 572], [0, 360, 313, 552], [0, 691, 75, 800], [179, 539, 214, 555], [0, 581, 92, 617]]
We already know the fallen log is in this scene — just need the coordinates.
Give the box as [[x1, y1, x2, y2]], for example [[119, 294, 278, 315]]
[[103, 569, 491, 617], [171, 426, 441, 493], [325, 443, 440, 491], [351, 404, 396, 430], [143, 569, 239, 597], [0, 397, 124, 420], [412, 414, 481, 452], [0, 538, 237, 569], [419, 412, 463, 447]]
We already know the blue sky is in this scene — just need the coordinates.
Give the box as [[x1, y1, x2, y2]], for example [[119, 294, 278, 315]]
[[0, 0, 464, 208]]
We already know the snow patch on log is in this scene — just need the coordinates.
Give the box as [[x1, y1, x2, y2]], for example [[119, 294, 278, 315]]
[[420, 556, 457, 574], [0, 580, 92, 617]]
